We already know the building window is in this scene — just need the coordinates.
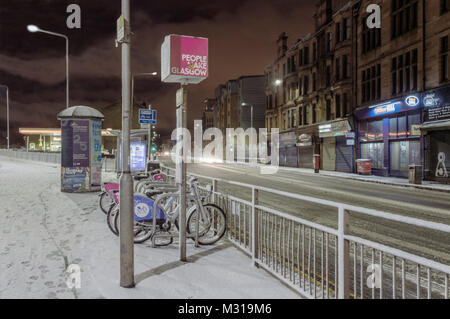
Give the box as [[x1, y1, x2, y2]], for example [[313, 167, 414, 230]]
[[343, 18, 349, 40], [335, 58, 341, 81], [441, 36, 449, 83], [326, 99, 332, 121], [313, 104, 317, 123], [313, 42, 317, 62], [442, 0, 449, 14], [305, 105, 310, 125], [326, 65, 331, 86], [336, 94, 341, 118], [327, 33, 332, 52], [392, 49, 418, 95], [362, 64, 381, 103], [304, 76, 309, 95], [304, 47, 310, 65], [362, 15, 381, 53], [392, 0, 418, 39], [312, 72, 317, 91], [343, 93, 348, 116], [361, 142, 385, 169], [299, 49, 303, 66], [292, 109, 297, 127], [336, 22, 341, 44], [343, 55, 349, 79]]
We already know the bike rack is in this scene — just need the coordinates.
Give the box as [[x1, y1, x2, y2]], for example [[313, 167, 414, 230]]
[[151, 191, 200, 249]]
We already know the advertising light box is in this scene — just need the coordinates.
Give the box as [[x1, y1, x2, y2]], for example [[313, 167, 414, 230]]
[[161, 34, 208, 84]]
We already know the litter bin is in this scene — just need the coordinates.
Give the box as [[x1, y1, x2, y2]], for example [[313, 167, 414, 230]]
[[356, 159, 372, 175], [408, 165, 423, 185]]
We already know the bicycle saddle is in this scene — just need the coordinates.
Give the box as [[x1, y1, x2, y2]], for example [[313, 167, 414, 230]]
[[133, 174, 150, 181], [145, 190, 164, 198]]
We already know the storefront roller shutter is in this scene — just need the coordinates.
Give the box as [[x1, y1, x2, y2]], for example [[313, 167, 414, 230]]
[[336, 136, 353, 173], [298, 146, 314, 169]]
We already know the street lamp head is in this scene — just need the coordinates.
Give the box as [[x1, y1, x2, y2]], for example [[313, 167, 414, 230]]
[[241, 102, 247, 106], [27, 25, 39, 33], [151, 72, 158, 76], [275, 79, 282, 86]]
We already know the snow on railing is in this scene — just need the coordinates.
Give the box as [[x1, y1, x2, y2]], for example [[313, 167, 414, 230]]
[[160, 164, 450, 299], [0, 149, 60, 164]]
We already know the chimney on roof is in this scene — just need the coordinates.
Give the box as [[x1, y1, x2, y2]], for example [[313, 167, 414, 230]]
[[277, 32, 288, 58]]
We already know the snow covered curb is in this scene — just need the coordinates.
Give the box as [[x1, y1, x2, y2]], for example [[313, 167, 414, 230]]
[[222, 160, 450, 193]]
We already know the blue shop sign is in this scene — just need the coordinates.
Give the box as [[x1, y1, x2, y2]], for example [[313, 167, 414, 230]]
[[356, 94, 422, 120]]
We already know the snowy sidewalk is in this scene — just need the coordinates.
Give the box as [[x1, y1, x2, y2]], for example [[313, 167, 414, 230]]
[[225, 161, 450, 193], [0, 156, 299, 299]]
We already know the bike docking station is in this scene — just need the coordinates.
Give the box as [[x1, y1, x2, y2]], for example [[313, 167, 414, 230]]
[[57, 106, 104, 193], [161, 34, 209, 261]]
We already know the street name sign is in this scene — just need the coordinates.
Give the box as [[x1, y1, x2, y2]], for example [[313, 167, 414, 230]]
[[139, 109, 157, 125]]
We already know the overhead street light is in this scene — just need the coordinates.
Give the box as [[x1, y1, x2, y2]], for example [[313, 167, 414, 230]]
[[27, 25, 39, 33], [27, 24, 70, 109]]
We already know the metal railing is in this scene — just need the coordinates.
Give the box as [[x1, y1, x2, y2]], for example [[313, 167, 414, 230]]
[[160, 164, 450, 299], [0, 149, 60, 164]]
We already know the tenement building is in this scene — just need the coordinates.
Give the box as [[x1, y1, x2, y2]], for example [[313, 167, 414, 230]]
[[354, 0, 450, 183], [265, 0, 450, 183], [212, 75, 266, 160], [265, 0, 355, 171]]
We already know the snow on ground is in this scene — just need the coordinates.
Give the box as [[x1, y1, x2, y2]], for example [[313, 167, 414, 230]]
[[0, 156, 299, 299]]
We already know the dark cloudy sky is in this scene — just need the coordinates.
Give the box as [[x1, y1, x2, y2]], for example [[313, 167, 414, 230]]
[[0, 0, 316, 145]]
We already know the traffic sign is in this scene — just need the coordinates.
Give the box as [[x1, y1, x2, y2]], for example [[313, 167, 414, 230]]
[[139, 109, 157, 125]]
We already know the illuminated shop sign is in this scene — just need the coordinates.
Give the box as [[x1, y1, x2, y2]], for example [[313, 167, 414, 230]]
[[356, 95, 423, 120], [405, 95, 420, 107], [319, 121, 351, 138], [373, 102, 400, 115]]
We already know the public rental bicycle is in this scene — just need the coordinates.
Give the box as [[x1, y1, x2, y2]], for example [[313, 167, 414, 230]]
[[98, 169, 164, 215], [101, 174, 227, 246]]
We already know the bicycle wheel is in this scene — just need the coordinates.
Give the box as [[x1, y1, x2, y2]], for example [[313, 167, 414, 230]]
[[113, 211, 155, 244], [187, 204, 226, 245], [107, 204, 119, 236], [99, 192, 112, 215]]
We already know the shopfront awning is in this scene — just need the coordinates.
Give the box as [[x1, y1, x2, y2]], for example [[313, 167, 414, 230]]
[[420, 120, 450, 132]]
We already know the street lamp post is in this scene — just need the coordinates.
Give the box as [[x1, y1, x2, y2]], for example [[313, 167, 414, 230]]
[[27, 25, 69, 109], [241, 102, 254, 129], [0, 85, 9, 149], [131, 72, 158, 166]]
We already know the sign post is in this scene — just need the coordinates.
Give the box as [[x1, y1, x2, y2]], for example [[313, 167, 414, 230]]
[[161, 34, 208, 262], [148, 105, 152, 164], [118, 0, 134, 289]]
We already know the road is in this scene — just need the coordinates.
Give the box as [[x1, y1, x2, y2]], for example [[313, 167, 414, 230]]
[[164, 161, 450, 266]]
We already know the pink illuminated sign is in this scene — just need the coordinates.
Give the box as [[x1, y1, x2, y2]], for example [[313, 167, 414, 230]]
[[161, 34, 208, 84]]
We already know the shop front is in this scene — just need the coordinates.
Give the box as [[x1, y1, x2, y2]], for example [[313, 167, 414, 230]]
[[279, 131, 298, 167], [421, 86, 450, 183], [296, 125, 319, 169], [318, 120, 354, 172], [355, 95, 423, 177]]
